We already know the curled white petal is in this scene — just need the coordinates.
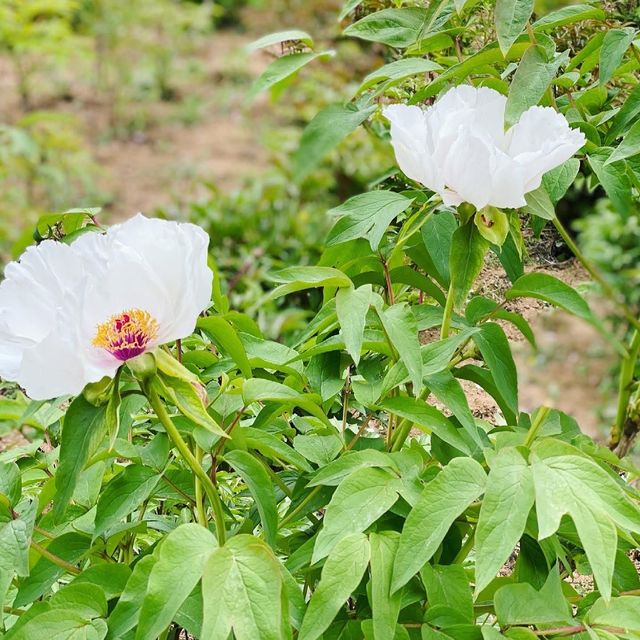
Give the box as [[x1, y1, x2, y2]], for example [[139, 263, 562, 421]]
[[385, 85, 586, 210]]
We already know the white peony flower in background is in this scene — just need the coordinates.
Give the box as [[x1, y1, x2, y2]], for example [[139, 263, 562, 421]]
[[0, 214, 213, 400], [384, 84, 586, 210]]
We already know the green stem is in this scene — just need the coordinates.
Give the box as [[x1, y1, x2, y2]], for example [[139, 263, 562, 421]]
[[612, 329, 640, 449], [31, 539, 81, 576], [524, 406, 551, 448], [145, 383, 226, 545], [440, 284, 456, 339], [194, 445, 208, 527], [552, 217, 640, 333]]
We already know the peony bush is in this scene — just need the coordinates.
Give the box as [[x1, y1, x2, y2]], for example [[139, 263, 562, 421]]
[[1, 1, 640, 639]]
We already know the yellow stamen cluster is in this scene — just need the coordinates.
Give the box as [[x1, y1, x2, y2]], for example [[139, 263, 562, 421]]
[[93, 309, 159, 361]]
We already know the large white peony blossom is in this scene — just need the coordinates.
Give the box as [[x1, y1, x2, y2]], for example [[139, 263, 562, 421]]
[[384, 85, 586, 210], [0, 214, 213, 400]]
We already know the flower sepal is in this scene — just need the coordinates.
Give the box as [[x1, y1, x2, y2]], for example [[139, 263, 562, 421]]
[[151, 373, 228, 439], [155, 347, 200, 385], [457, 202, 476, 225], [82, 376, 114, 406], [474, 206, 510, 247], [127, 352, 157, 382]]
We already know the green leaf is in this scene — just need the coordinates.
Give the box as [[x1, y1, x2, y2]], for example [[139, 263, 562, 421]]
[[588, 150, 632, 217], [475, 448, 535, 594], [107, 555, 156, 639], [269, 266, 352, 299], [531, 440, 640, 600], [15, 532, 90, 607], [523, 186, 555, 220], [473, 323, 518, 417], [494, 566, 572, 625], [587, 596, 640, 630], [0, 516, 31, 612], [6, 610, 108, 640], [247, 30, 314, 51], [358, 58, 442, 93], [425, 371, 484, 448], [344, 8, 430, 48], [0, 461, 21, 506], [307, 449, 397, 487], [505, 45, 567, 126], [392, 457, 486, 591], [541, 159, 581, 204], [422, 211, 457, 287], [54, 396, 107, 520], [606, 118, 640, 165], [299, 533, 371, 640], [379, 396, 471, 454], [495, 0, 534, 55], [198, 316, 253, 378], [449, 223, 489, 310], [506, 272, 592, 321], [249, 51, 334, 99], [242, 378, 330, 427], [532, 4, 605, 31], [327, 191, 414, 250], [50, 583, 107, 619], [339, 0, 365, 20], [293, 103, 377, 181], [607, 83, 640, 142], [224, 450, 278, 548], [421, 564, 473, 622], [94, 465, 160, 538], [370, 532, 403, 640], [336, 285, 372, 365], [377, 303, 423, 394], [312, 467, 400, 562], [599, 28, 636, 85], [201, 535, 284, 640], [136, 524, 217, 640], [474, 207, 510, 246], [293, 434, 342, 466]]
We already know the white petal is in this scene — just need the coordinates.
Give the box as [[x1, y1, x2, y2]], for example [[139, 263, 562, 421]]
[[75, 215, 213, 358], [441, 127, 495, 210], [487, 152, 528, 208], [428, 85, 507, 147], [383, 104, 442, 192], [506, 106, 586, 192]]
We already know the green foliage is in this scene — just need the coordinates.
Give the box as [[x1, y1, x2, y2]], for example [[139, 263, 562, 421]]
[[1, 1, 640, 640]]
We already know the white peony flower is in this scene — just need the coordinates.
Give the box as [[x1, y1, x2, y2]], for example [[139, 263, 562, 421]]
[[0, 214, 213, 400], [384, 85, 585, 210]]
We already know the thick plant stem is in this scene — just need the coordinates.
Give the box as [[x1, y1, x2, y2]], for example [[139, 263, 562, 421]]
[[440, 284, 456, 339], [552, 217, 640, 333], [145, 384, 226, 545], [611, 330, 640, 452]]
